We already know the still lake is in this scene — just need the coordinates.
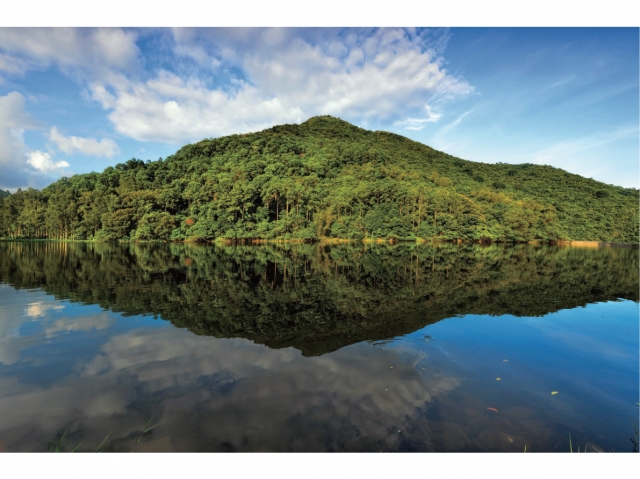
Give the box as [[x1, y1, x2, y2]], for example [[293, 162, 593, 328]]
[[0, 242, 637, 452]]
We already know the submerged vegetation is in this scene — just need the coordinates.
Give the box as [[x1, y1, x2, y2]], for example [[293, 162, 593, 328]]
[[47, 416, 161, 453], [1, 242, 637, 356], [0, 116, 638, 243]]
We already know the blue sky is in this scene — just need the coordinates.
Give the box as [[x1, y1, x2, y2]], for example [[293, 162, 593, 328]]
[[0, 27, 638, 191]]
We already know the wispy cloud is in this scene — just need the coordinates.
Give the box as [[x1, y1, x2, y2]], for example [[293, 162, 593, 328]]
[[427, 108, 475, 151], [433, 108, 474, 139], [467, 125, 639, 187], [394, 106, 443, 131], [530, 125, 639, 166], [562, 81, 639, 109], [49, 127, 119, 158]]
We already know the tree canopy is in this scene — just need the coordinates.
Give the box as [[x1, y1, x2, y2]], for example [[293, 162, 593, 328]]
[[1, 116, 638, 243]]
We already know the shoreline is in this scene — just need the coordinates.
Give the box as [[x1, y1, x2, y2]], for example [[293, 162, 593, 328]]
[[1, 238, 638, 247], [554, 240, 639, 248]]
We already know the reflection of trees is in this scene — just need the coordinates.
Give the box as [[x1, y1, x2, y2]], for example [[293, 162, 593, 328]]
[[0, 242, 637, 356]]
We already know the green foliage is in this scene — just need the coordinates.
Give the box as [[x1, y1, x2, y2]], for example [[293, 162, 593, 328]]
[[0, 116, 637, 243]]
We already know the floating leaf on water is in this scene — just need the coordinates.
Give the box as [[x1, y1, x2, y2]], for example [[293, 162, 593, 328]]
[[487, 407, 498, 412], [551, 391, 559, 395], [496, 378, 501, 381]]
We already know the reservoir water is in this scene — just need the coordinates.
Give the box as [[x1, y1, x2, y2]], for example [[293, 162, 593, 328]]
[[0, 242, 637, 452]]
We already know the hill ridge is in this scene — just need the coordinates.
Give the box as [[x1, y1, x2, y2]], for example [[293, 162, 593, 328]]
[[0, 117, 638, 243]]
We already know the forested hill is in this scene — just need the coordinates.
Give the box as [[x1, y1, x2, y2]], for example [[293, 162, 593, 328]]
[[1, 116, 638, 243]]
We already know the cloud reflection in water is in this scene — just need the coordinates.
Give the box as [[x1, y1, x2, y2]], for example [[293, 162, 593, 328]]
[[0, 304, 459, 452]]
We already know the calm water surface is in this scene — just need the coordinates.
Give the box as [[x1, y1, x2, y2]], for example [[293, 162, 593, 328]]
[[0, 242, 637, 452]]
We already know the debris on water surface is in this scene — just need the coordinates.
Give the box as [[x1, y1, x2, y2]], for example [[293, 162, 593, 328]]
[[503, 359, 508, 362], [551, 391, 559, 395], [487, 407, 498, 412], [496, 378, 501, 381]]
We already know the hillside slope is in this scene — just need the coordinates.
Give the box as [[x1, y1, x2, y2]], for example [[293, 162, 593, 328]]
[[1, 116, 638, 242]]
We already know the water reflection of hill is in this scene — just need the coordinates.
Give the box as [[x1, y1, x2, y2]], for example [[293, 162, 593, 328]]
[[0, 242, 637, 356]]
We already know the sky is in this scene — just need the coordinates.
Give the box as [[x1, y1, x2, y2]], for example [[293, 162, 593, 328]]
[[0, 27, 638, 191]]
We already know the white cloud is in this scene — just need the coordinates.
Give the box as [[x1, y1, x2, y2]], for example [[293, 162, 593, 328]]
[[0, 91, 39, 129], [0, 92, 69, 189], [49, 127, 119, 158], [0, 28, 140, 81], [92, 72, 305, 143], [0, 92, 42, 188], [27, 150, 70, 174], [86, 28, 473, 143]]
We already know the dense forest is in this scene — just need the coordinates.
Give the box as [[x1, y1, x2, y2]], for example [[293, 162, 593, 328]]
[[1, 242, 636, 356], [1, 116, 638, 243]]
